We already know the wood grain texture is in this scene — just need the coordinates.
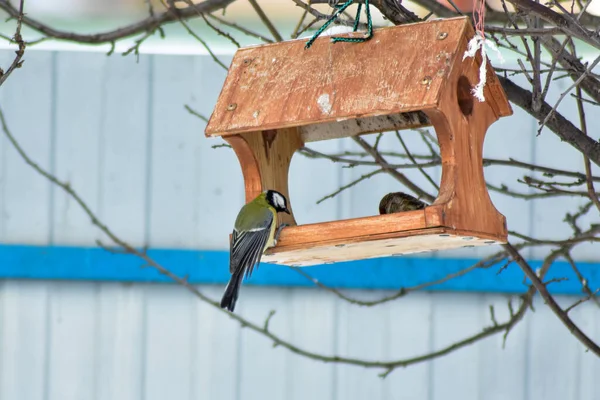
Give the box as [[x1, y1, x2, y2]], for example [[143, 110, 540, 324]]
[[262, 231, 500, 266], [205, 17, 511, 140], [225, 128, 304, 226], [261, 205, 505, 266], [425, 21, 508, 239]]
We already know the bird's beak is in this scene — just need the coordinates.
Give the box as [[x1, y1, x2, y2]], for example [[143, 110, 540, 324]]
[[284, 208, 291, 214]]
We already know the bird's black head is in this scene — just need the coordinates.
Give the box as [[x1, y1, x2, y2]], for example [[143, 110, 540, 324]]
[[265, 190, 290, 214]]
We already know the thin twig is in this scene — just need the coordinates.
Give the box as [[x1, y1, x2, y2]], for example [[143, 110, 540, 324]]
[[395, 131, 439, 191], [574, 86, 600, 213], [200, 12, 240, 48], [563, 252, 600, 308], [158, 0, 228, 70], [503, 242, 600, 356], [0, 0, 26, 87], [248, 0, 284, 42], [292, 251, 509, 306], [538, 55, 600, 135], [565, 289, 600, 313], [184, 104, 209, 122], [291, 2, 310, 39], [207, 13, 274, 43], [316, 169, 383, 204], [0, 0, 237, 44], [352, 136, 436, 202], [177, 19, 228, 70]]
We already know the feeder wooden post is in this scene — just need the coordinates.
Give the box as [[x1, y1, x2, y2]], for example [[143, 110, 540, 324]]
[[425, 56, 508, 238], [205, 17, 513, 266], [224, 128, 303, 226]]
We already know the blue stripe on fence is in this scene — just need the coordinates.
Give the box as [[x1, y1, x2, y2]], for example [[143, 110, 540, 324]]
[[0, 244, 597, 295]]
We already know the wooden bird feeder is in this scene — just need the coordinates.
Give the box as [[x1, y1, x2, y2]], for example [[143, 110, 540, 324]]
[[205, 17, 513, 267]]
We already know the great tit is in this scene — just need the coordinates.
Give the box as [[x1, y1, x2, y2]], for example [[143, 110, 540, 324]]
[[379, 192, 428, 215], [220, 189, 290, 312]]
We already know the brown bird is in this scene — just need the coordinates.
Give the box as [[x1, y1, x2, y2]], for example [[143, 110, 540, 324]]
[[379, 192, 428, 215]]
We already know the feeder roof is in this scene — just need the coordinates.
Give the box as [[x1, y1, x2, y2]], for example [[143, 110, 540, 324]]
[[205, 17, 512, 142]]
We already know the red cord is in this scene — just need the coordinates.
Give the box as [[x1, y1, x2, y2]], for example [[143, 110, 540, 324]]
[[473, 0, 486, 36]]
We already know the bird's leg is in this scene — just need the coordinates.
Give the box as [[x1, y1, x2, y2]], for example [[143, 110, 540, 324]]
[[272, 223, 289, 247]]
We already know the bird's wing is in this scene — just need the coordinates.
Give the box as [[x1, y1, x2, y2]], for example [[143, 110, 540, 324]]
[[230, 212, 274, 278]]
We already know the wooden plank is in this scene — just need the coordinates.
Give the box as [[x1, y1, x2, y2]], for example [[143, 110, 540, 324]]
[[286, 289, 336, 400], [46, 282, 98, 400], [0, 50, 54, 245], [237, 287, 292, 400], [430, 293, 482, 400], [424, 32, 508, 239], [446, 73, 535, 259], [527, 296, 581, 400], [262, 231, 500, 266], [257, 204, 502, 265], [96, 55, 151, 248], [571, 300, 600, 400], [385, 292, 433, 400], [52, 52, 107, 245], [0, 281, 49, 400], [477, 294, 528, 400], [144, 285, 194, 400], [148, 55, 202, 248], [192, 286, 240, 400], [206, 17, 494, 138], [273, 208, 432, 246], [95, 283, 144, 400], [193, 56, 247, 249], [335, 292, 389, 400]]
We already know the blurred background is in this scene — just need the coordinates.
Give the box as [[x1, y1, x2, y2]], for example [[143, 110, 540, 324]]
[[2, 0, 600, 53]]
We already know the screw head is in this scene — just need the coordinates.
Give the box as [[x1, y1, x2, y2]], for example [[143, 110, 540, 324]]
[[227, 103, 237, 111], [437, 32, 448, 40], [421, 76, 432, 86]]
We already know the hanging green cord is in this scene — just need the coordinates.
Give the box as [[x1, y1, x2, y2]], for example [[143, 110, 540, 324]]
[[304, 0, 356, 50], [352, 3, 362, 32], [304, 0, 373, 49], [331, 0, 372, 44]]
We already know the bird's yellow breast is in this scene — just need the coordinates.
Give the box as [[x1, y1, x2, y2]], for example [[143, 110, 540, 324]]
[[264, 206, 278, 250]]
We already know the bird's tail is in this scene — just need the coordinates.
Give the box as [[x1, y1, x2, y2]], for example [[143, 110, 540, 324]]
[[220, 269, 244, 312]]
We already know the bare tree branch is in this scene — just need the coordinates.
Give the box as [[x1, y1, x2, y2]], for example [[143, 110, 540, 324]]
[[0, 0, 25, 87], [498, 76, 600, 167], [292, 250, 509, 306], [248, 0, 283, 42], [505, 0, 600, 50], [504, 242, 600, 356], [0, 0, 236, 45], [352, 136, 436, 202]]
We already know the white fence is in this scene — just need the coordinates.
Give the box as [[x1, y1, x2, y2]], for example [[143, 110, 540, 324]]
[[0, 48, 598, 400]]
